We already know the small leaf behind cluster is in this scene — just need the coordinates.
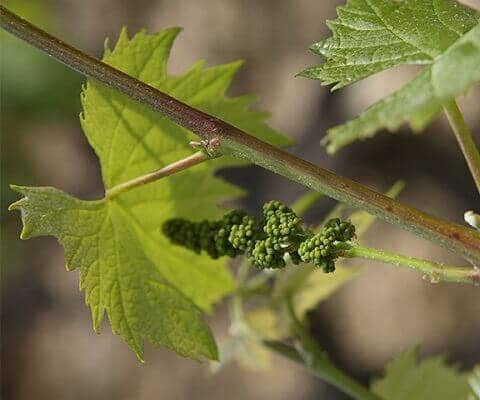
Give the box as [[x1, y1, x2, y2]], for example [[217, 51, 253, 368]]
[[372, 349, 472, 399]]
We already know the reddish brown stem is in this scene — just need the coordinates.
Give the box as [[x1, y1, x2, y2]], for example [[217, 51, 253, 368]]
[[2, 5, 480, 264]]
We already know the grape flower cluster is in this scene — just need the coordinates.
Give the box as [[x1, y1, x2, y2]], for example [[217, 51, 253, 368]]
[[298, 218, 355, 273], [162, 201, 356, 273], [162, 210, 247, 259], [248, 201, 304, 269]]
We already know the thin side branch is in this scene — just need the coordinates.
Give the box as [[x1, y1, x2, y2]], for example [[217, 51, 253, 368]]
[[291, 191, 323, 216], [342, 244, 480, 285], [275, 297, 381, 400], [106, 151, 209, 199], [2, 6, 480, 264], [443, 99, 480, 194], [264, 341, 381, 400]]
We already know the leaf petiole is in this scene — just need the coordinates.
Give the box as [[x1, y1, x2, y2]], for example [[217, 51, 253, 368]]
[[443, 99, 480, 195], [105, 151, 209, 200], [341, 244, 480, 285]]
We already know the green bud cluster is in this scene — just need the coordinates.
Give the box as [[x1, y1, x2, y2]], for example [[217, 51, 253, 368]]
[[250, 238, 286, 269], [262, 201, 302, 245], [325, 218, 356, 242], [162, 211, 246, 259], [162, 202, 356, 273], [228, 214, 258, 253], [162, 218, 204, 254], [298, 218, 355, 273], [214, 210, 248, 258], [246, 200, 305, 269]]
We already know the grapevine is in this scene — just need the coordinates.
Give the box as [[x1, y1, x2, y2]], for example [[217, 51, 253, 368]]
[[163, 200, 356, 273], [162, 210, 248, 259], [2, 3, 480, 400]]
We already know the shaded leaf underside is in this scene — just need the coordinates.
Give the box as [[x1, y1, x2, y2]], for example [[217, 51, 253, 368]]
[[300, 0, 479, 152]]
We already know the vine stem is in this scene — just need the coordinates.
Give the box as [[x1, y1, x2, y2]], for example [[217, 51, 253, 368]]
[[443, 99, 480, 194], [230, 262, 379, 399], [275, 296, 381, 400], [105, 151, 209, 199], [2, 6, 480, 265], [263, 341, 380, 400], [341, 244, 480, 285]]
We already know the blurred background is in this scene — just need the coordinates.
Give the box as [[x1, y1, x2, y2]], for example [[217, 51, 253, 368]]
[[1, 0, 479, 399]]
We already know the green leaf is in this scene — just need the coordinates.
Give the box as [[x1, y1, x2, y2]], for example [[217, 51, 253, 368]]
[[371, 349, 472, 400], [324, 23, 480, 152], [274, 264, 361, 319], [244, 265, 360, 343], [301, 0, 480, 153], [246, 306, 290, 341], [324, 67, 442, 152], [9, 186, 217, 361], [212, 334, 273, 372], [9, 28, 288, 360], [301, 0, 477, 89]]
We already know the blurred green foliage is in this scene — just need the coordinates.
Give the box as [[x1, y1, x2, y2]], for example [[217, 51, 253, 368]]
[[1, 0, 82, 120], [1, 0, 83, 277]]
